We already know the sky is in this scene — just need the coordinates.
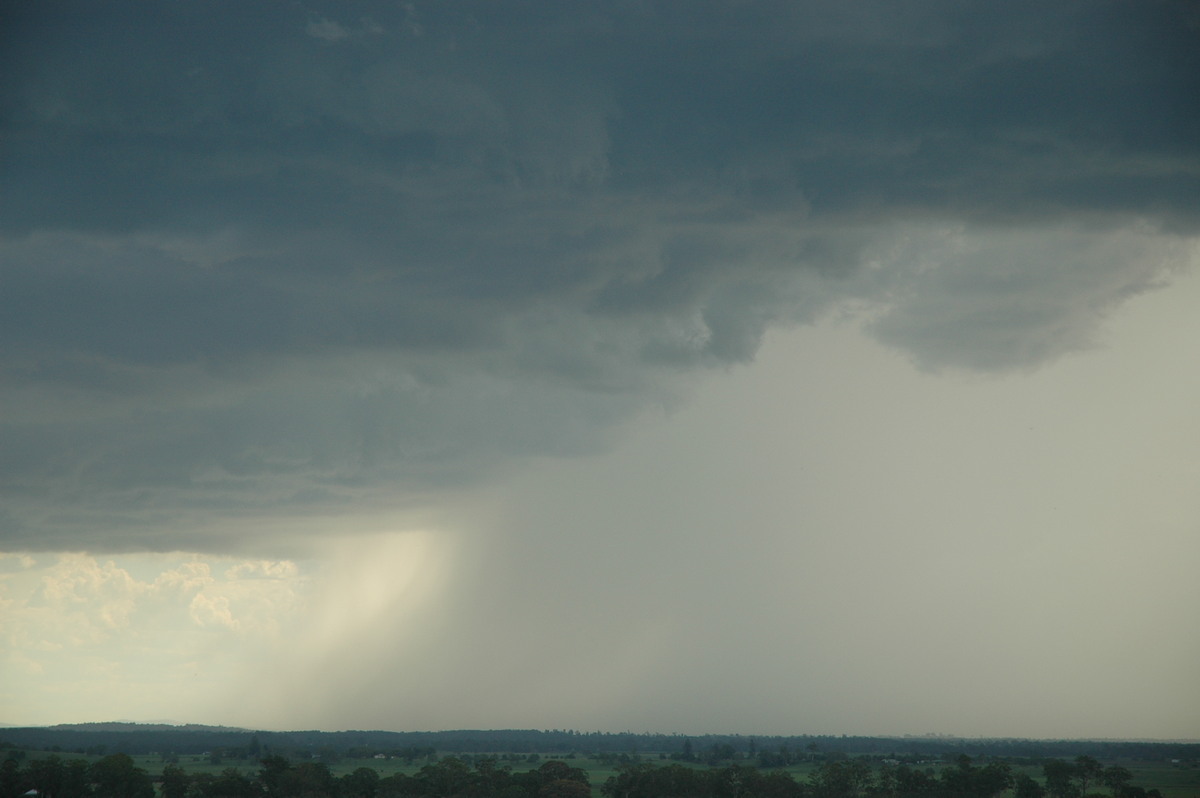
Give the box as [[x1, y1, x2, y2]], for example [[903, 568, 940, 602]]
[[1, 1, 1199, 740]]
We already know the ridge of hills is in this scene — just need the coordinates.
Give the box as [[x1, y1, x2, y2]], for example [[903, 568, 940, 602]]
[[1, 723, 1197, 763], [44, 722, 252, 733]]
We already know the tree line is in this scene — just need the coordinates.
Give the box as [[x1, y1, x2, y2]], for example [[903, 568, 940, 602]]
[[602, 755, 1161, 798], [4, 727, 1196, 764], [0, 754, 592, 798], [1, 751, 1171, 798]]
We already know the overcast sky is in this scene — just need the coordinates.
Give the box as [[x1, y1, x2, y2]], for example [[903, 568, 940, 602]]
[[2, 1, 1199, 739]]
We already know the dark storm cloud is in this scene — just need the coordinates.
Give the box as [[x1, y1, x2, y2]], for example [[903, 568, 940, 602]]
[[2, 1, 1197, 551]]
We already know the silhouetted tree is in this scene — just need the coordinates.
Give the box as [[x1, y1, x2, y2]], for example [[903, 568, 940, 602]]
[[1013, 773, 1046, 798], [161, 764, 190, 798], [811, 759, 872, 798], [894, 764, 938, 797], [90, 754, 154, 798], [538, 780, 589, 798], [1043, 760, 1080, 798], [757, 768, 808, 798], [29, 755, 66, 798], [376, 772, 420, 798], [1074, 756, 1102, 798], [1101, 766, 1132, 797], [199, 768, 259, 798], [61, 759, 90, 798], [342, 766, 380, 798], [419, 756, 475, 797], [259, 754, 292, 798], [0, 758, 28, 798], [283, 761, 337, 798]]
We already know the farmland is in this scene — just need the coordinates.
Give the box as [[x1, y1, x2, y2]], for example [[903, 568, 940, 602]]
[[2, 726, 1197, 797]]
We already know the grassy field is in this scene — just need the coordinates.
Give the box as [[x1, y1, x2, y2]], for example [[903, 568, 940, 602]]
[[1001, 761, 1199, 798]]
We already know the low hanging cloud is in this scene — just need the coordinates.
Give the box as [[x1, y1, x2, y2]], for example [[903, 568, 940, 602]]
[[2, 1, 1198, 554], [860, 223, 1197, 371]]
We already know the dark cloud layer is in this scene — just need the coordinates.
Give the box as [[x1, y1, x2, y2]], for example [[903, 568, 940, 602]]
[[2, 1, 1198, 552]]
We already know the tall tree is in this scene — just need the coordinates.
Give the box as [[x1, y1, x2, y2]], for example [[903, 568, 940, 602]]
[[160, 764, 190, 798], [90, 754, 154, 798], [1101, 766, 1133, 797], [1042, 760, 1080, 798], [200, 768, 258, 798], [1013, 773, 1047, 798], [811, 759, 872, 798], [0, 758, 28, 798], [259, 754, 291, 798], [342, 767, 380, 798], [1074, 757, 1103, 798], [28, 756, 66, 798]]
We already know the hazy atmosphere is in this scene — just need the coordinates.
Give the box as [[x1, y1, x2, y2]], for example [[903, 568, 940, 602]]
[[2, 1, 1199, 739]]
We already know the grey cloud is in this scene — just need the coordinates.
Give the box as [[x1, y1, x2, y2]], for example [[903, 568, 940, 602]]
[[864, 224, 1190, 371], [8, 2, 1197, 234], [2, 1, 1197, 552]]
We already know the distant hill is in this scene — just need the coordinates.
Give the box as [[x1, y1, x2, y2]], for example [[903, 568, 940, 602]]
[[1, 724, 1197, 764], [46, 722, 251, 733]]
